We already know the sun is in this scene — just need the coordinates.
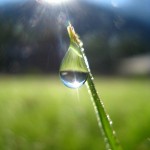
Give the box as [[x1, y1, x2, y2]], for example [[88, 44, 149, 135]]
[[43, 0, 71, 4]]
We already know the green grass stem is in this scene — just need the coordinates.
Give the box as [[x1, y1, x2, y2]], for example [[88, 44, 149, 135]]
[[86, 74, 123, 150], [67, 23, 123, 150]]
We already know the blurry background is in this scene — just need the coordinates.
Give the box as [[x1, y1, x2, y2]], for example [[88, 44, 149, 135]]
[[0, 0, 150, 149]]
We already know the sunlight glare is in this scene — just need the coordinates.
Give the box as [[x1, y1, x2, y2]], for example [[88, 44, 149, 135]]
[[44, 0, 71, 4]]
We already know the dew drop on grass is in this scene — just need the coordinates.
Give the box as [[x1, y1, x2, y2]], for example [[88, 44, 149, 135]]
[[59, 23, 89, 88], [60, 71, 88, 88]]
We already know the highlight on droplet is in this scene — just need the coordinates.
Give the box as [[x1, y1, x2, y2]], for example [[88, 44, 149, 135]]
[[60, 70, 88, 88]]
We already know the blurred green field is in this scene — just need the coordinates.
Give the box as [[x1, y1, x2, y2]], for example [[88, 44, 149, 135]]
[[0, 75, 149, 150]]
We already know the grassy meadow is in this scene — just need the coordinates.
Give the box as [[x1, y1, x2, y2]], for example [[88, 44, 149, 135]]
[[0, 75, 149, 150]]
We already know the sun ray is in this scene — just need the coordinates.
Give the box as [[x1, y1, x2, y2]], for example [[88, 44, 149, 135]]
[[37, 0, 71, 5]]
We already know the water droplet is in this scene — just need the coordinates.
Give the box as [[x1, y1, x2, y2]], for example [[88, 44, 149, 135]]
[[60, 71, 88, 88], [59, 41, 88, 88]]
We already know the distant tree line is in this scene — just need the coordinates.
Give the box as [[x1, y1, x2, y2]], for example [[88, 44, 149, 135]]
[[0, 1, 150, 74]]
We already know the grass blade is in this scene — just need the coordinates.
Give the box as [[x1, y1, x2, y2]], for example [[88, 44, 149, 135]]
[[86, 74, 122, 150], [67, 23, 123, 150]]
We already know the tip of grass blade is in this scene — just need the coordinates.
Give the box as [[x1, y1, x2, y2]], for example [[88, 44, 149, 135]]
[[67, 22, 83, 47]]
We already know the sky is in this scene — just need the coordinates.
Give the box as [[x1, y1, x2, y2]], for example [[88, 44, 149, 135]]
[[86, 0, 150, 24], [0, 0, 150, 24]]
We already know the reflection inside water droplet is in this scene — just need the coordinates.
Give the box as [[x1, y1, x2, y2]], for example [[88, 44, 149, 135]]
[[60, 71, 88, 88]]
